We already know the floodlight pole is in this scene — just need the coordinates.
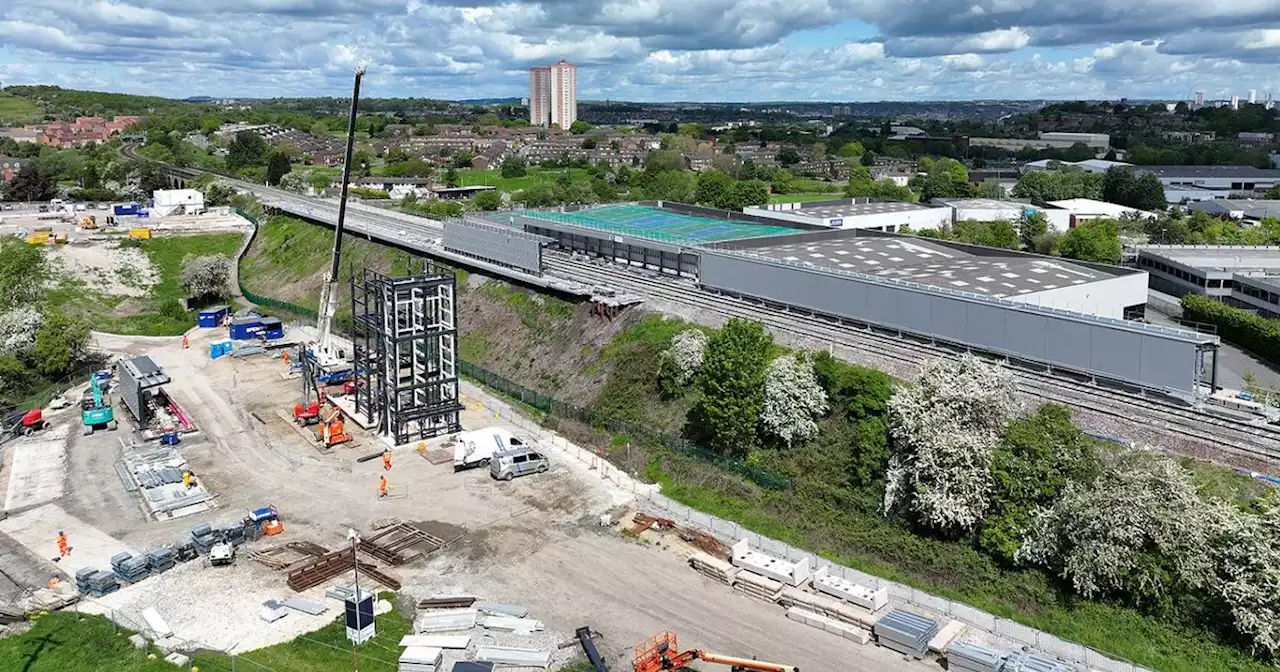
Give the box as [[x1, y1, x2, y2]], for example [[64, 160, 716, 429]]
[[349, 528, 362, 672]]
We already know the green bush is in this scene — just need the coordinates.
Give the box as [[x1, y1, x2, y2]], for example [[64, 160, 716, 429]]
[[1182, 294, 1280, 366]]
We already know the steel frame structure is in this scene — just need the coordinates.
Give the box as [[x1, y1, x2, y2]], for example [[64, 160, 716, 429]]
[[351, 267, 462, 445]]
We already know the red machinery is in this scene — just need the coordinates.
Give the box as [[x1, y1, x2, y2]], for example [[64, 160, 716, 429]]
[[633, 632, 798, 672], [293, 401, 321, 425], [2, 408, 46, 438]]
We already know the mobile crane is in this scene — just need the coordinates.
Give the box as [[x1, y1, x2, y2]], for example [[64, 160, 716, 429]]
[[633, 632, 798, 672], [312, 66, 365, 376]]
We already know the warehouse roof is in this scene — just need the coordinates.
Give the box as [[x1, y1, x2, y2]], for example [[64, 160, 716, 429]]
[[783, 200, 943, 219], [739, 236, 1108, 297], [1135, 165, 1280, 179], [1138, 245, 1280, 272]]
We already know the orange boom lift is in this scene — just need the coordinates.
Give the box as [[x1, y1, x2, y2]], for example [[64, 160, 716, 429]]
[[633, 632, 798, 672]]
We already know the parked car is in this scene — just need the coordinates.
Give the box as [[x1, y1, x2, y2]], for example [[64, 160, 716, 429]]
[[489, 446, 549, 481]]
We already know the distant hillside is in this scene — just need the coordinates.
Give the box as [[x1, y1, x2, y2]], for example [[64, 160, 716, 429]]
[[457, 98, 521, 105], [2, 85, 209, 118], [0, 91, 43, 125]]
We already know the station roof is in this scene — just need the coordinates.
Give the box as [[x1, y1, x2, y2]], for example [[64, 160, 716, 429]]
[[737, 236, 1109, 297]]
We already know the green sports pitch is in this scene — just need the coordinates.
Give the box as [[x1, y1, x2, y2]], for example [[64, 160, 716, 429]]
[[518, 204, 797, 243]]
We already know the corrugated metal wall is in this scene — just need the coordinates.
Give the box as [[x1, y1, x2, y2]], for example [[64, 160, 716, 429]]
[[700, 251, 1207, 396], [115, 362, 145, 422], [521, 221, 700, 277], [442, 218, 548, 274]]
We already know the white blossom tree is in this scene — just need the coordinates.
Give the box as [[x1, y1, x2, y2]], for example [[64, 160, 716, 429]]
[[1017, 449, 1223, 603], [884, 354, 1021, 534], [760, 353, 828, 445], [0, 307, 43, 358], [277, 171, 309, 195], [658, 328, 708, 394], [180, 254, 233, 301], [1213, 497, 1280, 657]]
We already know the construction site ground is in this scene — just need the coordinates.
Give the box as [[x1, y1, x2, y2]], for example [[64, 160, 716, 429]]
[[0, 326, 933, 671]]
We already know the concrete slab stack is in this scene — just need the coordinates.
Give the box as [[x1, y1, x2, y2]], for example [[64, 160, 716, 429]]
[[413, 608, 478, 634], [946, 642, 1008, 672], [1002, 652, 1075, 672], [74, 567, 98, 593], [731, 570, 783, 602], [147, 547, 175, 573], [731, 538, 810, 586], [776, 587, 879, 630], [478, 615, 544, 633], [190, 523, 217, 554], [873, 610, 938, 659], [784, 606, 871, 644], [689, 552, 739, 584], [398, 645, 443, 672], [475, 646, 551, 669]]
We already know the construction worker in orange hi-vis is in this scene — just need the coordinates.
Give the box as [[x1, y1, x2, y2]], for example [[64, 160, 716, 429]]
[[378, 475, 388, 498], [48, 575, 60, 589], [56, 530, 69, 557], [182, 334, 189, 349], [382, 449, 392, 471], [282, 349, 291, 367]]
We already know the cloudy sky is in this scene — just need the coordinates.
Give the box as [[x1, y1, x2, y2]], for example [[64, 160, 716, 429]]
[[1, 0, 1278, 102]]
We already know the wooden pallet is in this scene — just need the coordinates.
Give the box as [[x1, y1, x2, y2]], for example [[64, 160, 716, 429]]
[[284, 547, 403, 591], [361, 522, 447, 565], [286, 541, 331, 557], [247, 548, 293, 571]]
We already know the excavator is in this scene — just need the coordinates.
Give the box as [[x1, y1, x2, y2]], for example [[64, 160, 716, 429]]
[[81, 374, 117, 435], [633, 633, 798, 672]]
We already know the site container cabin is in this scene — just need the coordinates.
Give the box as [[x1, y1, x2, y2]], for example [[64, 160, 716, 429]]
[[197, 305, 230, 328]]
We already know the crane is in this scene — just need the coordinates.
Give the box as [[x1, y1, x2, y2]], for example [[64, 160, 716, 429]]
[[314, 65, 365, 371], [633, 632, 798, 672]]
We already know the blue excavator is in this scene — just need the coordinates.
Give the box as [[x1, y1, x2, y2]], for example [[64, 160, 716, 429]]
[[81, 373, 118, 435]]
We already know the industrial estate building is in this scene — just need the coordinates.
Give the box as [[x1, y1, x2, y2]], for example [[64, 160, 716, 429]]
[[1135, 165, 1280, 193], [1137, 245, 1280, 317], [744, 198, 952, 232]]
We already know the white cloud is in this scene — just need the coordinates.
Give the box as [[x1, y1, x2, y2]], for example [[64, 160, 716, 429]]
[[0, 0, 1275, 100]]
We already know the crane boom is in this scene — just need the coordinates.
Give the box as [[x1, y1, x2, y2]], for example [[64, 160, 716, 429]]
[[316, 65, 365, 360]]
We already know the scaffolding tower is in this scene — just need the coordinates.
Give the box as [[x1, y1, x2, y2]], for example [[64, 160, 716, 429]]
[[351, 267, 463, 445]]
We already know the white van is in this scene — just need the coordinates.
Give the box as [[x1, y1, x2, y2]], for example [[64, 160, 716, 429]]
[[452, 427, 528, 470]]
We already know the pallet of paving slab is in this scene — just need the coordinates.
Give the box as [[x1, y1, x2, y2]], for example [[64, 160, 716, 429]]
[[689, 552, 738, 585], [777, 587, 879, 630]]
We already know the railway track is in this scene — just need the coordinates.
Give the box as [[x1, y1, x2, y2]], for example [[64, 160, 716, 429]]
[[132, 150, 1280, 466], [543, 253, 1280, 466]]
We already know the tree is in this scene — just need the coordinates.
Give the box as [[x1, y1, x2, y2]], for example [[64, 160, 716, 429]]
[[443, 167, 459, 188], [776, 147, 801, 166], [658, 329, 708, 396], [500, 156, 527, 178], [846, 178, 916, 202], [1132, 172, 1167, 212], [690, 318, 773, 457], [385, 159, 435, 178], [1212, 497, 1280, 657], [0, 307, 43, 359], [309, 121, 329, 138], [979, 404, 1099, 564], [730, 179, 770, 210], [351, 148, 375, 177], [640, 170, 694, 203], [513, 183, 558, 207], [644, 149, 686, 174], [581, 137, 597, 150], [1055, 218, 1122, 264], [953, 220, 1019, 249], [33, 313, 89, 377], [452, 151, 475, 169], [226, 130, 268, 171], [472, 190, 502, 211], [812, 352, 895, 485], [1017, 210, 1049, 250], [694, 171, 735, 209], [180, 254, 232, 302], [1102, 167, 1137, 207], [0, 238, 48, 312], [569, 120, 592, 135], [1012, 169, 1102, 202], [884, 354, 1021, 535], [837, 141, 865, 158], [202, 180, 237, 205], [590, 178, 617, 202], [1018, 450, 1225, 604], [760, 354, 829, 446], [860, 151, 875, 166], [917, 173, 975, 201], [3, 161, 57, 202], [384, 146, 410, 164], [265, 151, 292, 186]]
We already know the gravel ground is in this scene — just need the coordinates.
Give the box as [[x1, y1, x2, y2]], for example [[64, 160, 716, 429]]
[[47, 243, 158, 297]]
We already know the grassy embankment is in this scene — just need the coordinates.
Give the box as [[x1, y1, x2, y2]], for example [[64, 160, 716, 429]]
[[238, 215, 1274, 672], [0, 596, 411, 672], [0, 91, 43, 124], [47, 233, 244, 337]]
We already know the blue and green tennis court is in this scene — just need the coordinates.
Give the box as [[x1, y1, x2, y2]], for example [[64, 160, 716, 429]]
[[517, 204, 798, 244]]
